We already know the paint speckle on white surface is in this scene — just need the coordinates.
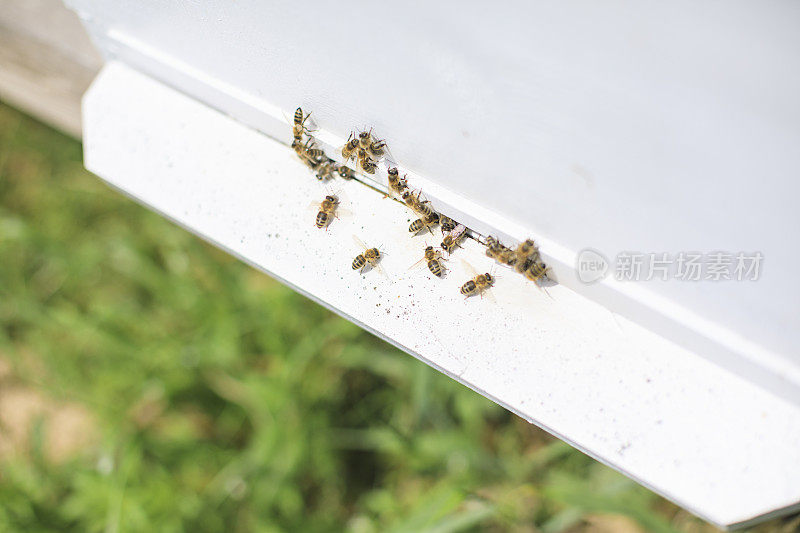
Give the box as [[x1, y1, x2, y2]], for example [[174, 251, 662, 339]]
[[82, 63, 800, 529]]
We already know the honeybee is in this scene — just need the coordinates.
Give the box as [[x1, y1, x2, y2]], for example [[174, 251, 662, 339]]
[[292, 137, 315, 157], [294, 138, 325, 167], [304, 146, 327, 162], [460, 260, 495, 300], [341, 133, 359, 162], [359, 156, 378, 174], [336, 165, 356, 180], [292, 107, 313, 139], [401, 189, 434, 219], [524, 260, 549, 284], [387, 167, 408, 197], [315, 160, 337, 181], [401, 189, 418, 209], [485, 236, 517, 266], [352, 235, 386, 276], [410, 245, 446, 277], [513, 239, 539, 272], [439, 215, 456, 233], [415, 199, 435, 220], [313, 194, 339, 229], [441, 224, 466, 254], [368, 138, 386, 158], [358, 129, 373, 149], [409, 212, 439, 235]]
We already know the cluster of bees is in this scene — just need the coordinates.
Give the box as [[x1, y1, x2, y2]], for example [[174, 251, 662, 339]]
[[341, 129, 385, 175], [291, 107, 550, 300], [486, 236, 549, 285], [291, 108, 356, 181]]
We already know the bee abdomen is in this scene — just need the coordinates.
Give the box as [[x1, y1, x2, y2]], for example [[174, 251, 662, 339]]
[[460, 280, 476, 295], [368, 140, 386, 157], [316, 211, 329, 229], [293, 107, 304, 125], [428, 260, 443, 277], [360, 160, 377, 174], [352, 255, 366, 270], [409, 219, 424, 233]]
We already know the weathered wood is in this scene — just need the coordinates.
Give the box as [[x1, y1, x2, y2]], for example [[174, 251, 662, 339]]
[[0, 0, 102, 137]]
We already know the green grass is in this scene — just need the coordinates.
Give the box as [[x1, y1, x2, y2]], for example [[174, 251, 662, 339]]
[[0, 100, 793, 533]]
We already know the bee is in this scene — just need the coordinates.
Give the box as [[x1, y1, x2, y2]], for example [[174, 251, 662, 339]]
[[355, 129, 386, 158], [368, 138, 386, 158], [294, 138, 324, 166], [292, 137, 314, 157], [460, 260, 495, 300], [315, 160, 337, 181], [336, 165, 356, 180], [401, 189, 434, 218], [513, 239, 539, 272], [415, 199, 435, 219], [439, 215, 456, 233], [409, 212, 439, 235], [304, 146, 327, 162], [359, 156, 378, 174], [352, 235, 386, 276], [441, 224, 466, 254], [341, 133, 359, 162], [485, 236, 517, 266], [401, 189, 418, 209], [358, 129, 373, 149], [314, 194, 339, 229], [291, 107, 314, 140], [410, 245, 446, 277], [497, 248, 517, 267], [461, 273, 494, 298], [387, 167, 408, 197], [524, 260, 549, 284]]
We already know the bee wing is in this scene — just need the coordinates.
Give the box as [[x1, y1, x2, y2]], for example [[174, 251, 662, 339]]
[[352, 234, 368, 251], [372, 261, 391, 280], [449, 224, 467, 240], [482, 286, 497, 304], [306, 201, 321, 214], [460, 259, 479, 278], [333, 187, 351, 205], [379, 143, 394, 161], [408, 257, 427, 271], [300, 110, 317, 133]]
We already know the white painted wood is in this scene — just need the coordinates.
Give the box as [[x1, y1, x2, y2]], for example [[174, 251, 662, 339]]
[[82, 63, 800, 529], [65, 0, 800, 405]]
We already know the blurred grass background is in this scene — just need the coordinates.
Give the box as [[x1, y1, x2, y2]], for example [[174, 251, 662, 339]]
[[0, 100, 796, 533]]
